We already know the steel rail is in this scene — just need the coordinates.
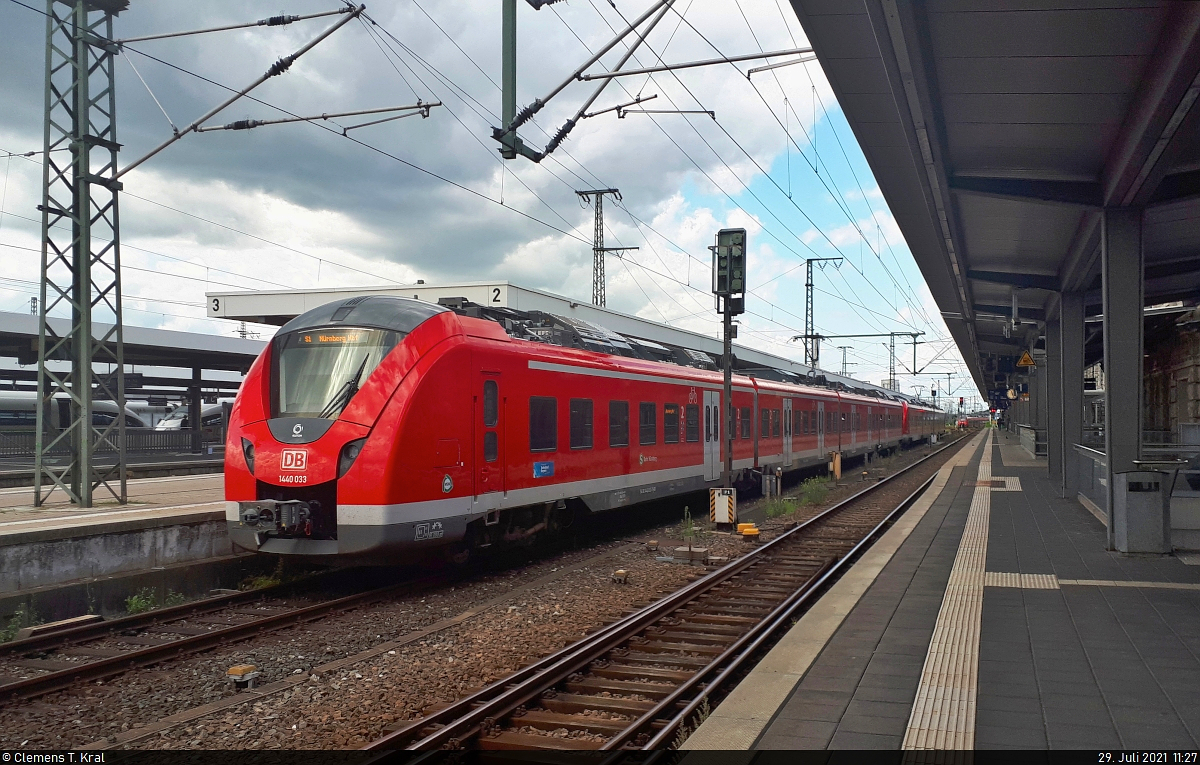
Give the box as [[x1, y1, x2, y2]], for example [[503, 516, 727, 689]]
[[621, 473, 938, 749], [0, 573, 450, 704], [0, 569, 349, 657], [363, 432, 971, 752]]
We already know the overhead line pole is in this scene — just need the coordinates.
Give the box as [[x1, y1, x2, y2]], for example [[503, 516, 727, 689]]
[[803, 257, 841, 368], [35, 0, 384, 509], [576, 189, 637, 307], [36, 0, 128, 508]]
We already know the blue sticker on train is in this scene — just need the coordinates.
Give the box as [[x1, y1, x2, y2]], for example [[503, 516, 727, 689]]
[[533, 461, 555, 478]]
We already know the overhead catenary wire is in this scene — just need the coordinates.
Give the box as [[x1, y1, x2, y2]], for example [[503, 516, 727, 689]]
[[4, 0, 955, 381], [573, 1, 912, 337]]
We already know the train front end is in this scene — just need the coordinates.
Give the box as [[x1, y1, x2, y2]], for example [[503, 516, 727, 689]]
[[223, 295, 462, 558]]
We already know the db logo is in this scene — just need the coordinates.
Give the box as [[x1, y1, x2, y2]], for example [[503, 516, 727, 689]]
[[281, 449, 308, 470]]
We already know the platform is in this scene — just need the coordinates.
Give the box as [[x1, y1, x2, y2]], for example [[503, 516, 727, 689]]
[[684, 429, 1200, 750], [0, 474, 231, 594]]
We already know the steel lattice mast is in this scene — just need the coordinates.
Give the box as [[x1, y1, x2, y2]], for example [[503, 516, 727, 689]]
[[35, 0, 129, 507], [576, 188, 636, 307], [803, 257, 841, 368]]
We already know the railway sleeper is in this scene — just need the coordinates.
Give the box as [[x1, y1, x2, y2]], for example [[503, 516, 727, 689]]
[[708, 587, 783, 600], [674, 612, 758, 625], [753, 573, 817, 584], [143, 624, 217, 637], [540, 692, 656, 716], [635, 639, 723, 656], [508, 709, 630, 736], [613, 652, 711, 669], [732, 584, 798, 597], [478, 729, 602, 751], [675, 620, 746, 636], [114, 635, 176, 646], [565, 677, 674, 699], [10, 658, 78, 671], [56, 647, 126, 658], [593, 664, 695, 682], [653, 630, 735, 646], [703, 597, 778, 609]]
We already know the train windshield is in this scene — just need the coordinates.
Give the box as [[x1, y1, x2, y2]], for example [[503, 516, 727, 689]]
[[273, 327, 400, 419]]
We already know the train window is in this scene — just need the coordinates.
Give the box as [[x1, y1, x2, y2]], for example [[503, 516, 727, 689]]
[[740, 407, 751, 439], [0, 410, 36, 427], [685, 404, 700, 442], [771, 410, 780, 438], [484, 431, 498, 462], [529, 396, 557, 452], [663, 404, 680, 444], [761, 409, 770, 439], [802, 410, 809, 435], [570, 399, 593, 450], [483, 380, 498, 427], [793, 410, 801, 438], [639, 403, 657, 446], [609, 401, 629, 447]]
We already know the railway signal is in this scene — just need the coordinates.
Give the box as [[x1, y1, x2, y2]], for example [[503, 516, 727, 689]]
[[712, 228, 746, 489]]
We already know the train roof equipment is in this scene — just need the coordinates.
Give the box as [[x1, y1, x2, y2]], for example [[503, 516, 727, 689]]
[[209, 283, 938, 410]]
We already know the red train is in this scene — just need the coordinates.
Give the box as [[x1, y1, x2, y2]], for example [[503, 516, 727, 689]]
[[225, 296, 945, 559]]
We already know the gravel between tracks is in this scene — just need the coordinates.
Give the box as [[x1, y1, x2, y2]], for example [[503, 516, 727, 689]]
[[0, 437, 967, 750]]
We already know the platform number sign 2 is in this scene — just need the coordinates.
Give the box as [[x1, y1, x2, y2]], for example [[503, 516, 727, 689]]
[[492, 287, 501, 304]]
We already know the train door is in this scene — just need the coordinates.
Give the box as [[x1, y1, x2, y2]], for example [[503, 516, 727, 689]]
[[703, 390, 721, 481], [816, 400, 825, 454], [782, 398, 793, 466], [477, 374, 504, 497]]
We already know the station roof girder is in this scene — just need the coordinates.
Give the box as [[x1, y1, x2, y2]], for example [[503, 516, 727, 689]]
[[0, 311, 265, 372]]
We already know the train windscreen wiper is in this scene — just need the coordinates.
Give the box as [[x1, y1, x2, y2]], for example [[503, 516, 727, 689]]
[[317, 356, 370, 419]]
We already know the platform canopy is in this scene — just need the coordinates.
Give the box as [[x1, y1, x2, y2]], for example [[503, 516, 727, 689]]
[[791, 0, 1200, 395], [0, 310, 264, 372]]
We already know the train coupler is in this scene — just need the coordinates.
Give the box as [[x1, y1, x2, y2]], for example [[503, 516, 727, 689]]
[[239, 499, 312, 538]]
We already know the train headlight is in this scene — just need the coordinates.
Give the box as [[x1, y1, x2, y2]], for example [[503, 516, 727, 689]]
[[241, 438, 255, 474], [338, 437, 367, 478]]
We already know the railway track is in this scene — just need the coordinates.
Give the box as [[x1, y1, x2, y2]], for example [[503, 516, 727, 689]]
[[364, 433, 971, 751], [0, 568, 442, 704]]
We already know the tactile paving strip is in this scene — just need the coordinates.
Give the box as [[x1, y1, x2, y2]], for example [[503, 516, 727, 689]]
[[984, 572, 1059, 589], [902, 431, 993, 750]]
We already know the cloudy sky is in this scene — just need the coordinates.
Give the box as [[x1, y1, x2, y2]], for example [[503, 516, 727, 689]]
[[0, 0, 976, 403]]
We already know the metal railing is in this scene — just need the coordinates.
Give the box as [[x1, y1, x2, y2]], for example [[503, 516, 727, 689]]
[[1075, 443, 1107, 515], [0, 429, 219, 457], [1074, 443, 1200, 514], [1019, 424, 1046, 456]]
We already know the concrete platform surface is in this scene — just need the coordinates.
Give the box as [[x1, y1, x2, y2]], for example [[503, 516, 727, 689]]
[[0, 473, 223, 537], [685, 429, 1200, 751]]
